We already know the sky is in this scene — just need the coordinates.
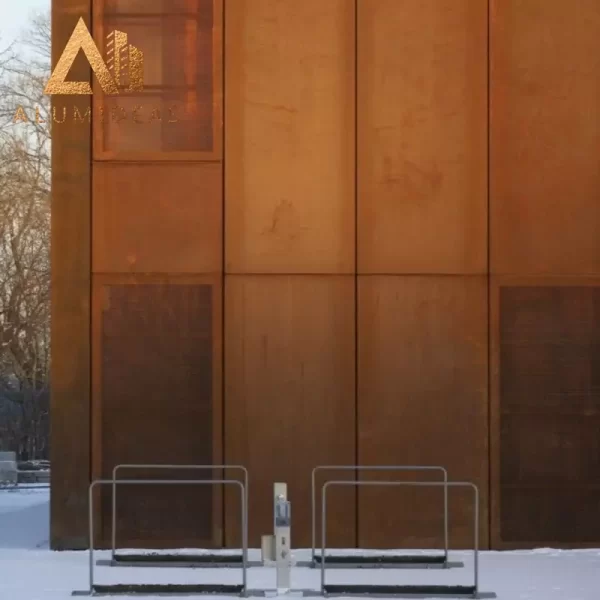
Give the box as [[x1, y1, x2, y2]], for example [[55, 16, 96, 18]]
[[0, 0, 50, 46]]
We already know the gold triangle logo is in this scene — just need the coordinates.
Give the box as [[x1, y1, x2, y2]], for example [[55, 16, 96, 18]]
[[45, 18, 145, 96]]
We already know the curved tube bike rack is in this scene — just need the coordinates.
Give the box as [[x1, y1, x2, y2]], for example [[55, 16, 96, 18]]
[[107, 464, 257, 568], [319, 480, 481, 598], [305, 465, 460, 569], [74, 478, 248, 597]]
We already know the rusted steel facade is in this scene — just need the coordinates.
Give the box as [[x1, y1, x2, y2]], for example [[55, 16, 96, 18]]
[[51, 0, 600, 550]]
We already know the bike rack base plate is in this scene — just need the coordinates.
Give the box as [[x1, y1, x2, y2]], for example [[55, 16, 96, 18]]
[[104, 553, 261, 569], [301, 555, 463, 569], [73, 584, 246, 596], [322, 584, 480, 597], [114, 552, 242, 564], [317, 555, 446, 565]]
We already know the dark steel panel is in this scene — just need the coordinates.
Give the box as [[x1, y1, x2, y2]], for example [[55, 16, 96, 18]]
[[498, 285, 600, 544], [101, 283, 212, 546], [92, 276, 223, 548]]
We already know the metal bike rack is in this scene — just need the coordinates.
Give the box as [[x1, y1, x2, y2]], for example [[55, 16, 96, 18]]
[[73, 478, 248, 597], [305, 465, 461, 569], [107, 464, 258, 568], [320, 480, 485, 598]]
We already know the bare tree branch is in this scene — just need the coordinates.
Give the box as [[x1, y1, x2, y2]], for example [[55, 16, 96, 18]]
[[0, 12, 51, 460]]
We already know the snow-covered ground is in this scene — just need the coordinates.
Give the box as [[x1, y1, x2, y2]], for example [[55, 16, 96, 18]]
[[0, 487, 598, 599], [0, 486, 49, 549]]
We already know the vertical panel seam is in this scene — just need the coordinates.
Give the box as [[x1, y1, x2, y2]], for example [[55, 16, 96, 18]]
[[221, 0, 227, 549], [88, 0, 94, 540], [487, 0, 493, 550], [354, 0, 359, 550]]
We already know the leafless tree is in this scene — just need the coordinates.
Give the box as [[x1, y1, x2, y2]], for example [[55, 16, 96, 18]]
[[0, 12, 51, 460]]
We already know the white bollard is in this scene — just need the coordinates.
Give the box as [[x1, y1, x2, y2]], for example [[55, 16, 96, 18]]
[[274, 482, 291, 593]]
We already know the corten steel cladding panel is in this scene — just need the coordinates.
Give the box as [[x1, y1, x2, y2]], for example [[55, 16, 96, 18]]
[[491, 281, 600, 548], [225, 0, 356, 274], [358, 276, 488, 549], [51, 0, 92, 550], [491, 0, 600, 276], [357, 0, 487, 275], [93, 0, 222, 161], [92, 277, 223, 548], [224, 276, 356, 548], [92, 163, 222, 274]]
